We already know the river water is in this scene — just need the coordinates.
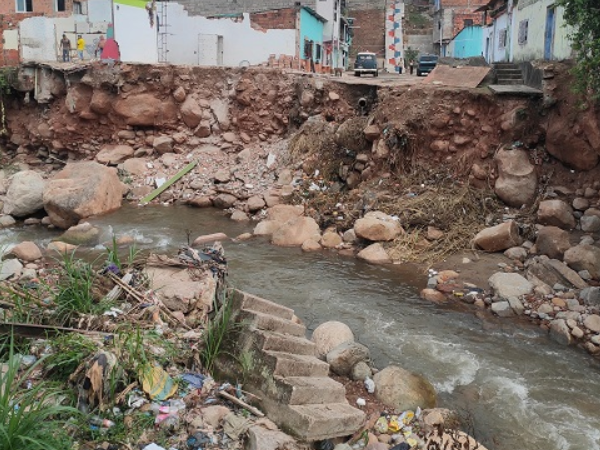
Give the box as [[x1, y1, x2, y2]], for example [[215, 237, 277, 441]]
[[3, 204, 600, 450]]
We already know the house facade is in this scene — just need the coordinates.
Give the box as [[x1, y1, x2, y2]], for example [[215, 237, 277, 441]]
[[447, 24, 483, 58], [433, 0, 488, 56], [315, 0, 351, 71], [0, 0, 111, 66]]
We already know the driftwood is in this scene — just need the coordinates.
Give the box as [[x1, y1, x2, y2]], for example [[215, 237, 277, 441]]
[[218, 390, 265, 417]]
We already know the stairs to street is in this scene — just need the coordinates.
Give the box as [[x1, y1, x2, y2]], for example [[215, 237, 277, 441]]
[[218, 290, 365, 442], [493, 62, 524, 85]]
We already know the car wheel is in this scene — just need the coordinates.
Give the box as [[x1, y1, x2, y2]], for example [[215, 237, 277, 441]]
[[417, 71, 421, 76], [355, 72, 360, 77], [374, 71, 378, 77]]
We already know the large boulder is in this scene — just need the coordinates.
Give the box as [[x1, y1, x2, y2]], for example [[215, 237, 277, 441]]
[[311, 321, 354, 359], [373, 365, 437, 411], [527, 257, 588, 289], [494, 148, 537, 207], [326, 341, 370, 377], [564, 244, 600, 279], [537, 200, 576, 230], [488, 272, 533, 299], [56, 222, 101, 246], [3, 171, 46, 217], [7, 241, 42, 262], [43, 162, 126, 229], [473, 221, 521, 252], [96, 144, 134, 165], [334, 117, 369, 153], [113, 93, 177, 126], [536, 226, 571, 259], [180, 97, 203, 128], [271, 216, 321, 247], [354, 211, 403, 242], [357, 243, 392, 264], [546, 116, 599, 171], [253, 205, 304, 236]]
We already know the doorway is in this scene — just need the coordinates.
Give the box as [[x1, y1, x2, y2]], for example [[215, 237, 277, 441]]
[[544, 6, 555, 60]]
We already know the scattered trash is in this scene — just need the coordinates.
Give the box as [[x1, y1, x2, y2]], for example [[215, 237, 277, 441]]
[[142, 444, 166, 450], [187, 431, 213, 449], [89, 416, 115, 428], [141, 365, 178, 401], [364, 377, 375, 394], [356, 398, 366, 407], [181, 373, 205, 389]]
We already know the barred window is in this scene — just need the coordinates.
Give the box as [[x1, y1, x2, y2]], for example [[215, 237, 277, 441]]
[[499, 29, 507, 49], [518, 20, 528, 45]]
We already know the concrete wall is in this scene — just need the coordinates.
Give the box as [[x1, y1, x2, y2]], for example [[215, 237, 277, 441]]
[[0, 0, 76, 15], [174, 0, 314, 16], [489, 12, 508, 62], [113, 0, 158, 63], [511, 0, 572, 61], [448, 24, 482, 58], [157, 3, 296, 67], [406, 34, 435, 56], [384, 1, 404, 72]]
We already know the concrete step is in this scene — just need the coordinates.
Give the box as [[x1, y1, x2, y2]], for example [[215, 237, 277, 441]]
[[275, 376, 347, 405], [240, 309, 306, 337], [235, 290, 295, 321], [496, 69, 522, 76], [497, 72, 522, 79], [285, 403, 366, 441], [263, 351, 330, 377], [497, 79, 524, 85], [253, 329, 316, 356], [493, 62, 519, 69]]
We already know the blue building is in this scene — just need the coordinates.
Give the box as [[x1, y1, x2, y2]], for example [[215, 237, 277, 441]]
[[448, 25, 483, 59], [299, 7, 326, 72]]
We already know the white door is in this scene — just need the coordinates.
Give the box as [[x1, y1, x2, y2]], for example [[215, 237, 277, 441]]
[[197, 34, 219, 66]]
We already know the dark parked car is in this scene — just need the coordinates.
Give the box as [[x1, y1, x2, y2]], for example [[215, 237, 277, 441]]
[[416, 55, 438, 76], [354, 52, 378, 77]]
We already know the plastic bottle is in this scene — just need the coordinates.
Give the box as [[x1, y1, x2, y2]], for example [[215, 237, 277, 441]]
[[364, 376, 375, 394], [89, 416, 115, 428]]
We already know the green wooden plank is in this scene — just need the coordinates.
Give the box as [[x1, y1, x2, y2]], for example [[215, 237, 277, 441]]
[[140, 160, 198, 205]]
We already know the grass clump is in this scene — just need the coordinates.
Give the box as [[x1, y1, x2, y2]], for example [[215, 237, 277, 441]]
[[45, 333, 97, 381], [0, 338, 79, 450], [200, 295, 238, 374]]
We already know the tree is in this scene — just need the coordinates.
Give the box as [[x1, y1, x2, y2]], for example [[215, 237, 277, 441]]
[[405, 47, 419, 64], [556, 0, 600, 100]]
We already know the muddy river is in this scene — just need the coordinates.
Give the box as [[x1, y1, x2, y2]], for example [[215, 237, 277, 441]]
[[2, 204, 600, 450]]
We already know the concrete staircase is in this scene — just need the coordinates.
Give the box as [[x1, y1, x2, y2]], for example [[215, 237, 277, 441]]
[[493, 62, 523, 85], [218, 290, 365, 442]]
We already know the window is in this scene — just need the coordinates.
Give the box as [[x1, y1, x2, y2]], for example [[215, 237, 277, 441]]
[[16, 0, 33, 12], [464, 19, 473, 27], [499, 28, 507, 49], [73, 1, 83, 14], [518, 19, 528, 45], [315, 44, 322, 62], [304, 39, 313, 59], [56, 0, 65, 11]]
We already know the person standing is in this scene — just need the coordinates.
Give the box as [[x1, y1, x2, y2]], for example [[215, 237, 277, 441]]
[[409, 60, 415, 75], [60, 34, 71, 62], [77, 35, 86, 60], [95, 35, 105, 59]]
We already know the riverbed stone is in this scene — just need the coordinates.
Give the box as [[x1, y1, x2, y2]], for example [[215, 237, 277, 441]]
[[526, 257, 588, 289], [580, 287, 600, 306], [321, 230, 342, 249], [0, 259, 23, 281], [43, 161, 126, 229], [494, 148, 537, 207], [571, 326, 585, 339], [271, 216, 321, 247], [230, 210, 249, 222], [564, 244, 600, 279], [0, 215, 16, 228], [507, 296, 525, 315], [357, 243, 392, 264], [581, 215, 600, 233], [351, 361, 372, 381], [420, 288, 446, 303], [311, 321, 354, 359], [535, 226, 571, 260], [354, 211, 403, 242], [96, 144, 134, 165], [212, 194, 237, 209], [327, 341, 370, 377], [504, 246, 528, 261], [373, 365, 437, 411], [491, 301, 514, 317], [573, 198, 589, 210], [584, 314, 600, 333], [489, 272, 533, 299], [153, 136, 174, 154], [8, 241, 42, 262], [56, 222, 100, 246], [301, 239, 322, 252], [247, 195, 266, 212], [537, 200, 576, 230], [343, 229, 357, 243], [473, 221, 521, 252], [192, 233, 228, 247], [3, 170, 46, 217]]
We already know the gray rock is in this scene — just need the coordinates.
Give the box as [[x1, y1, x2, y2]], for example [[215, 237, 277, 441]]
[[566, 298, 582, 310], [373, 365, 437, 411], [0, 259, 23, 281], [327, 341, 370, 377], [584, 314, 600, 333], [504, 246, 528, 261], [535, 226, 571, 260], [580, 287, 600, 306], [537, 200, 576, 229], [491, 301, 514, 317], [538, 303, 554, 314], [591, 335, 600, 345], [579, 270, 592, 280], [427, 277, 438, 289], [581, 235, 595, 245], [581, 215, 600, 233], [57, 222, 100, 246], [550, 319, 572, 345], [507, 297, 525, 315], [489, 272, 533, 299], [246, 425, 298, 450], [3, 170, 46, 217], [571, 326, 585, 339], [572, 197, 590, 210], [564, 244, 600, 279], [0, 215, 16, 228], [351, 361, 372, 381], [527, 258, 588, 289]]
